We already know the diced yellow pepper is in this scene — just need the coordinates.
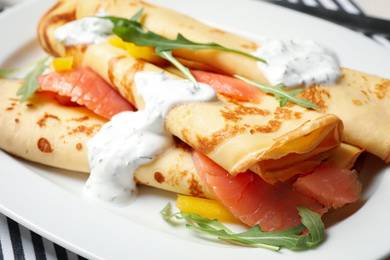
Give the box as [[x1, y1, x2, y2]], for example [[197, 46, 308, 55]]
[[107, 34, 126, 49], [176, 195, 240, 223], [53, 56, 74, 72], [108, 35, 166, 65]]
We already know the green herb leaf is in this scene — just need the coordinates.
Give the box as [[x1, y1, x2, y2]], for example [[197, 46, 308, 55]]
[[0, 68, 21, 77], [16, 56, 50, 103], [113, 25, 265, 63], [297, 206, 325, 246], [155, 50, 201, 88], [100, 16, 143, 31], [160, 203, 325, 251], [101, 11, 265, 63], [0, 58, 45, 77], [234, 75, 318, 109]]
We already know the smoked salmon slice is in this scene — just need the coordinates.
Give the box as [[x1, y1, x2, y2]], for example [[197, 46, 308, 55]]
[[190, 69, 264, 103], [193, 150, 327, 232], [37, 66, 134, 119], [293, 163, 362, 209]]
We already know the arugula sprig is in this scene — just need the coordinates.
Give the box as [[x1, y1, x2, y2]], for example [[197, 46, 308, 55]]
[[16, 56, 50, 103], [0, 56, 50, 103], [102, 11, 265, 62], [160, 203, 325, 251], [102, 12, 317, 109], [235, 75, 318, 108], [100, 11, 264, 89]]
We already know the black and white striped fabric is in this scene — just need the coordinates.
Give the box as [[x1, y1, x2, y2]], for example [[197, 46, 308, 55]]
[[263, 0, 390, 49], [0, 215, 86, 260], [0, 0, 389, 259]]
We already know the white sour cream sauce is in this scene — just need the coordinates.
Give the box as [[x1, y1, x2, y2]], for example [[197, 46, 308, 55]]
[[55, 13, 114, 46], [84, 72, 217, 204], [254, 39, 342, 87]]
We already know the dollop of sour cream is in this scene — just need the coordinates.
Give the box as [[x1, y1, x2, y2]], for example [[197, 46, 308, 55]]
[[55, 13, 114, 46], [254, 39, 342, 87], [84, 71, 217, 205]]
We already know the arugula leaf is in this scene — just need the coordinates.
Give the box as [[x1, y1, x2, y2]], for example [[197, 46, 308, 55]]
[[298, 206, 325, 246], [0, 68, 22, 77], [100, 12, 265, 63], [16, 56, 50, 103], [234, 75, 318, 109], [160, 203, 325, 251], [155, 50, 200, 88], [0, 58, 45, 77], [113, 25, 265, 63]]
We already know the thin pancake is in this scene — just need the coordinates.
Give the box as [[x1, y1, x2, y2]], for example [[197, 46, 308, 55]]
[[36, 0, 345, 183], [71, 0, 390, 163], [0, 79, 212, 198], [299, 68, 390, 162]]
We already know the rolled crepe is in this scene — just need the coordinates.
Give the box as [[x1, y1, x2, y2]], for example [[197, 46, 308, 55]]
[[0, 78, 104, 172], [37, 0, 344, 184], [299, 68, 390, 162], [74, 0, 267, 83], [0, 78, 359, 199], [69, 0, 390, 163], [0, 78, 213, 198], [74, 42, 344, 184]]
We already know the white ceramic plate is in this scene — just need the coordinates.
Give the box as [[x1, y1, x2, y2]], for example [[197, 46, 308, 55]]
[[1, 0, 389, 259]]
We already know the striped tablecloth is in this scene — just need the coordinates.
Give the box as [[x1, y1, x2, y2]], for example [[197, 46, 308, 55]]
[[0, 0, 389, 259]]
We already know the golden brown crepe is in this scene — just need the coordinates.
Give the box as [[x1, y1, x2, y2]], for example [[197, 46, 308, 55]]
[[64, 0, 390, 164], [36, 0, 347, 184], [0, 78, 213, 198], [0, 78, 361, 200], [299, 68, 390, 162], [0, 78, 103, 172]]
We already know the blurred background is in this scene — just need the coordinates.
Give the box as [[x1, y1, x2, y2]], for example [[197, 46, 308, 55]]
[[261, 0, 390, 49]]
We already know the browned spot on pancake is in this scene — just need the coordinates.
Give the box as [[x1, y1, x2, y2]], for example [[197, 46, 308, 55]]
[[373, 79, 390, 100], [37, 113, 60, 127], [26, 103, 34, 108], [353, 99, 363, 106], [65, 45, 88, 64], [194, 124, 245, 154], [76, 143, 83, 151], [133, 176, 149, 185], [220, 99, 270, 122], [139, 1, 154, 7], [108, 55, 126, 85], [39, 3, 76, 56], [299, 86, 330, 112], [37, 137, 53, 153], [188, 176, 206, 198], [122, 60, 146, 105], [274, 107, 303, 120], [70, 116, 90, 122], [15, 118, 19, 123], [6, 107, 13, 111], [249, 120, 282, 134], [241, 41, 259, 51], [154, 171, 165, 184], [69, 124, 102, 136], [210, 28, 226, 35], [178, 23, 194, 29], [174, 137, 193, 153], [361, 90, 370, 100]]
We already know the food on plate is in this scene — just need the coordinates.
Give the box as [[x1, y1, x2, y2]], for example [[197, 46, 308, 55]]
[[55, 0, 389, 163], [0, 0, 388, 251]]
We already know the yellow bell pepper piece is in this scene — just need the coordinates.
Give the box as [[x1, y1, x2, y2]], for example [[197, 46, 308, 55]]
[[108, 35, 166, 65], [53, 56, 74, 72], [175, 195, 240, 223], [107, 34, 126, 49]]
